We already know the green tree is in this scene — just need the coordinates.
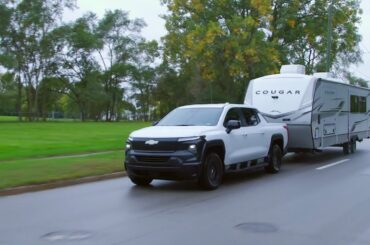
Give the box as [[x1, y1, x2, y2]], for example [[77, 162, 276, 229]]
[[37, 77, 66, 120], [0, 0, 75, 120], [154, 61, 191, 118], [0, 72, 17, 115], [50, 13, 104, 121], [161, 0, 279, 105], [346, 73, 369, 88], [270, 0, 362, 73], [130, 41, 160, 121], [95, 10, 146, 121]]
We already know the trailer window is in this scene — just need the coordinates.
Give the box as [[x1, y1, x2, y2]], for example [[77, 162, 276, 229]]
[[350, 95, 367, 113]]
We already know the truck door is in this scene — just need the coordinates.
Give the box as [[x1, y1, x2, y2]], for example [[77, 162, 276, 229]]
[[223, 108, 247, 165], [241, 108, 269, 159]]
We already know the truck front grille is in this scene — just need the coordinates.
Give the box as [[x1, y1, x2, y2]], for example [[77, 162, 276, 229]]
[[136, 156, 170, 163], [131, 139, 179, 152]]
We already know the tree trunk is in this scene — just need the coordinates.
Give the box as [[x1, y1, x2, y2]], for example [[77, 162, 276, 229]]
[[16, 74, 23, 121], [34, 86, 39, 121], [27, 83, 33, 121], [79, 103, 86, 122]]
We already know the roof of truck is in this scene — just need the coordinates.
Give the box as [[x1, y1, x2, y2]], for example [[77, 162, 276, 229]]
[[179, 103, 257, 109]]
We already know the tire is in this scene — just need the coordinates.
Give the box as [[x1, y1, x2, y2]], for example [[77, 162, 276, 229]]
[[199, 153, 223, 190], [265, 144, 282, 173], [343, 142, 350, 155], [350, 140, 357, 154], [128, 175, 153, 186]]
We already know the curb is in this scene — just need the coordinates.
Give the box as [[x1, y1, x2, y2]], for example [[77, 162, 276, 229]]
[[0, 172, 127, 197]]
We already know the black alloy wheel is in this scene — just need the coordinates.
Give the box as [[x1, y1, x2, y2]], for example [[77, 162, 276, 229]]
[[265, 144, 282, 173], [129, 175, 153, 186], [199, 153, 223, 190]]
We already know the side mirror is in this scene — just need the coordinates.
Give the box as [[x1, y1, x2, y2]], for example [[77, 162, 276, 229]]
[[226, 120, 241, 134], [152, 121, 159, 126]]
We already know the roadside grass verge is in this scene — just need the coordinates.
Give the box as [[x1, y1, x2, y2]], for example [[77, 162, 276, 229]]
[[0, 121, 149, 161], [0, 121, 150, 190], [0, 151, 124, 190]]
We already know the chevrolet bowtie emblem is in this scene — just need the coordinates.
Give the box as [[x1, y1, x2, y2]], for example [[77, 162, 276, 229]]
[[145, 140, 159, 145]]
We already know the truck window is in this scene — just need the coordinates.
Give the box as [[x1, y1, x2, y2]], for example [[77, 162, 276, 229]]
[[157, 108, 223, 126], [223, 108, 244, 127], [241, 108, 260, 126]]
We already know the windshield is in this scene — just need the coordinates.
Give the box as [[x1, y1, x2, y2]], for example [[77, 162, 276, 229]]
[[157, 107, 223, 126]]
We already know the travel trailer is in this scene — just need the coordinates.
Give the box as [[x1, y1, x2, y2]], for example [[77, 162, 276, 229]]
[[244, 65, 370, 154]]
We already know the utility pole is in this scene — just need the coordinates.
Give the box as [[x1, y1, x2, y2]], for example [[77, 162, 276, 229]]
[[326, 0, 333, 72]]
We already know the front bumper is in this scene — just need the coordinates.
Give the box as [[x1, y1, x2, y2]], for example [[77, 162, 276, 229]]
[[125, 151, 202, 180]]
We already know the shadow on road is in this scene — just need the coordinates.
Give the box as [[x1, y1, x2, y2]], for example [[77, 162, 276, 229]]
[[126, 146, 367, 194], [283, 147, 366, 166], [127, 169, 270, 195]]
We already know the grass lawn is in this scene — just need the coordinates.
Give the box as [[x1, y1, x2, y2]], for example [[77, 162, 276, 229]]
[[0, 121, 149, 190], [0, 116, 18, 122], [0, 151, 124, 189], [0, 121, 149, 161]]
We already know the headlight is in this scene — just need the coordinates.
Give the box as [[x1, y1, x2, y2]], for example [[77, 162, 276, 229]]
[[125, 143, 131, 151], [188, 144, 197, 154], [125, 136, 134, 151], [178, 136, 200, 142]]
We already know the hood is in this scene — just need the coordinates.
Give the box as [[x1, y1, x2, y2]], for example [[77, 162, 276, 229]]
[[130, 126, 215, 139]]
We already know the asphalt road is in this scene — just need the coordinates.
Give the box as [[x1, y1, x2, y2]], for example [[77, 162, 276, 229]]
[[1, 141, 370, 245]]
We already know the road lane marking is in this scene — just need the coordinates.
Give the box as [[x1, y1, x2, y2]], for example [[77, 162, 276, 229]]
[[316, 159, 350, 170]]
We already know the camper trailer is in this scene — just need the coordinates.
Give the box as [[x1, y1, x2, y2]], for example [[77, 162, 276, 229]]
[[244, 65, 370, 154]]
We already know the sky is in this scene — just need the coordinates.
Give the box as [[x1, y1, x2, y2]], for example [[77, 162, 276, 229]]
[[64, 0, 370, 81]]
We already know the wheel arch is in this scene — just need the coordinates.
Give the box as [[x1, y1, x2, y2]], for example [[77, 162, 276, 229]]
[[351, 135, 359, 142], [201, 140, 226, 163], [270, 134, 284, 152]]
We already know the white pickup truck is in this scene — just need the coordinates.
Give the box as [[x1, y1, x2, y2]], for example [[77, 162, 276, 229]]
[[125, 104, 288, 189]]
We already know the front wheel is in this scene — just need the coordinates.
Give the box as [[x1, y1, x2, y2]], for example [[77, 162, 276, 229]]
[[199, 153, 223, 190], [128, 175, 153, 186], [265, 144, 282, 173]]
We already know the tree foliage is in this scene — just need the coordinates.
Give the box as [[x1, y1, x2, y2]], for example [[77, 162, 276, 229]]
[[0, 0, 75, 120], [0, 0, 365, 121], [161, 0, 279, 103], [270, 0, 362, 73], [346, 73, 369, 88], [160, 0, 363, 107], [0, 73, 17, 114]]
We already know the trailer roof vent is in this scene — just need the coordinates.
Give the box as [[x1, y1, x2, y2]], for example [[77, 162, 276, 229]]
[[280, 65, 306, 75], [313, 72, 335, 79]]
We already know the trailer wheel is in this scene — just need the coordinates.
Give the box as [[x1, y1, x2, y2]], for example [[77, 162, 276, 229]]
[[350, 140, 357, 154], [343, 143, 350, 155]]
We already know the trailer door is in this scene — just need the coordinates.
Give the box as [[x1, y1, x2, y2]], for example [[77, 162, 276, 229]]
[[312, 80, 349, 148]]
